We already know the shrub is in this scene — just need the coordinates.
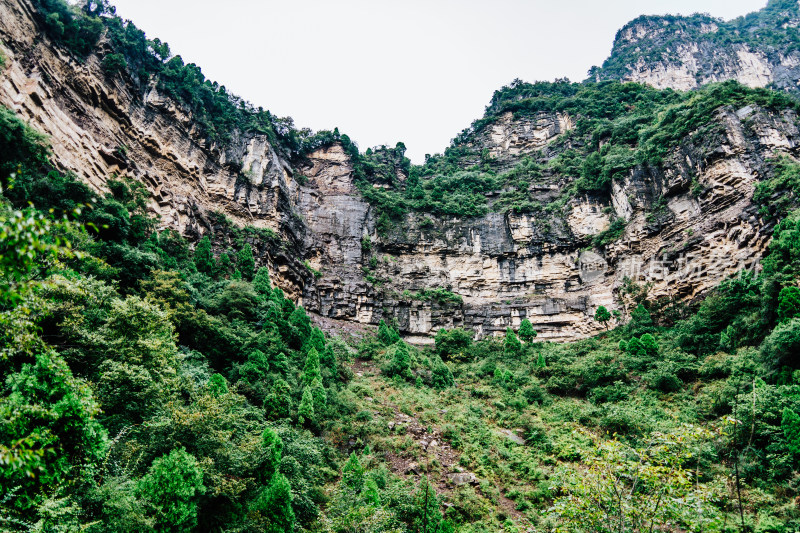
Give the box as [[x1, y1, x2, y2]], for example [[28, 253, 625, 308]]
[[761, 318, 800, 372], [102, 52, 127, 74], [435, 327, 473, 360], [431, 356, 455, 389], [644, 362, 683, 393], [778, 286, 800, 323]]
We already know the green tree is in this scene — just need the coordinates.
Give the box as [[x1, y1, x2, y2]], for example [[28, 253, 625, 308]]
[[289, 307, 312, 346], [594, 305, 612, 329], [778, 286, 800, 322], [236, 243, 255, 281], [303, 347, 321, 385], [782, 408, 800, 458], [101, 52, 126, 74], [252, 473, 295, 533], [0, 351, 107, 512], [265, 378, 292, 420], [310, 377, 327, 419], [137, 448, 205, 533], [215, 251, 232, 278], [639, 333, 659, 356], [630, 304, 654, 334], [95, 296, 180, 425], [626, 336, 645, 356], [252, 267, 272, 298], [298, 386, 315, 426], [377, 319, 400, 345], [262, 427, 283, 479], [431, 356, 454, 389], [536, 351, 546, 368], [519, 318, 538, 343], [383, 342, 411, 379], [434, 327, 473, 360], [503, 327, 522, 356], [761, 317, 800, 371], [207, 373, 228, 396], [342, 452, 364, 492], [193, 235, 214, 274]]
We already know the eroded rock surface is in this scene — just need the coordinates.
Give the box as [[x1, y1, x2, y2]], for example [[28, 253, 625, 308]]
[[1, 0, 799, 341]]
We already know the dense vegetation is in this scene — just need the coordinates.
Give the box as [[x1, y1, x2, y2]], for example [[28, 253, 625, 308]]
[[0, 106, 458, 532], [5, 0, 800, 530], [4, 92, 800, 529]]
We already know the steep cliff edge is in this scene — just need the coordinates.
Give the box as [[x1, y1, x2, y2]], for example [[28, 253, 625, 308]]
[[594, 0, 800, 95], [2, 0, 800, 342]]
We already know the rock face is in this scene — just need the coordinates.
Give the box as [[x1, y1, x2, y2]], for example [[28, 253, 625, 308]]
[[595, 1, 800, 96], [1, 0, 799, 341]]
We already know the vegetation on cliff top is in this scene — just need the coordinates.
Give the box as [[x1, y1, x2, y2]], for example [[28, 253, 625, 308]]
[[351, 77, 799, 239], [594, 0, 800, 84]]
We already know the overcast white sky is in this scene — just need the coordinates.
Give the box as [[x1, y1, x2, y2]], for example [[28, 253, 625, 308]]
[[109, 0, 767, 162]]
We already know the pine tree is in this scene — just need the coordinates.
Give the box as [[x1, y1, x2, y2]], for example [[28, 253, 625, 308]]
[[640, 333, 659, 356], [289, 307, 312, 344], [342, 452, 364, 492], [215, 251, 232, 278], [194, 235, 215, 274], [783, 407, 800, 457], [207, 373, 228, 396], [306, 327, 326, 353], [384, 342, 411, 379], [377, 319, 395, 345], [594, 305, 612, 329], [303, 347, 321, 385], [320, 345, 336, 374], [310, 377, 327, 419], [298, 386, 314, 426], [519, 318, 537, 343], [363, 477, 381, 506], [778, 286, 800, 323], [265, 378, 292, 420], [261, 427, 283, 479], [254, 473, 295, 533], [630, 304, 654, 334], [253, 267, 272, 299], [626, 336, 645, 356], [504, 327, 522, 356], [236, 243, 255, 281], [137, 448, 205, 533], [431, 356, 454, 389], [536, 351, 546, 368], [270, 351, 289, 376]]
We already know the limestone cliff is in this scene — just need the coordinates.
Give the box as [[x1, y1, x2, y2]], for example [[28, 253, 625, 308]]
[[1, 0, 799, 342], [594, 0, 800, 95]]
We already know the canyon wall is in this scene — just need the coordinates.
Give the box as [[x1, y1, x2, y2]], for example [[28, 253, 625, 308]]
[[1, 0, 799, 341]]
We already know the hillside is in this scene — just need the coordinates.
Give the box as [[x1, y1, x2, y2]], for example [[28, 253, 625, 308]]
[[2, 0, 800, 531]]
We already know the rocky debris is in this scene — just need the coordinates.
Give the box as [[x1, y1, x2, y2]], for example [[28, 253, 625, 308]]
[[496, 429, 526, 445], [447, 472, 478, 486], [405, 462, 421, 475]]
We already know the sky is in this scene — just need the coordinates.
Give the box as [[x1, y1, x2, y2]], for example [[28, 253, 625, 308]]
[[109, 0, 768, 162]]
